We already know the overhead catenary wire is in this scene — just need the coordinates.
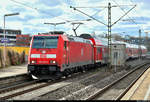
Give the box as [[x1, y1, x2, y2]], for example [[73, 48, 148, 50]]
[[111, 4, 136, 26], [71, 4, 136, 27], [10, 0, 36, 10], [91, 7, 106, 17], [111, 0, 144, 31], [9, 0, 71, 23], [129, 0, 146, 31], [10, 0, 95, 33], [70, 6, 108, 26], [74, 5, 135, 8], [70, 3, 136, 68], [112, 0, 138, 24]]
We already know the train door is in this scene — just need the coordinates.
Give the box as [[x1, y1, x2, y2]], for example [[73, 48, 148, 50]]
[[92, 45, 94, 64], [65, 41, 70, 66], [103, 47, 108, 64], [101, 47, 105, 63], [96, 47, 100, 62], [129, 49, 132, 58]]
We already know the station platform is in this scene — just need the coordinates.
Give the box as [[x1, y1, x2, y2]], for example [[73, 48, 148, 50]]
[[121, 68, 150, 100], [0, 63, 27, 78]]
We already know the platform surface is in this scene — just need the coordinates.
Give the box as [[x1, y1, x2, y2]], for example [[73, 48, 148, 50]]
[[0, 63, 27, 78], [121, 68, 150, 100]]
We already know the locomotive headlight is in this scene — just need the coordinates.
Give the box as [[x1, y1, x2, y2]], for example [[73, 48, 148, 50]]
[[31, 60, 36, 64], [53, 61, 56, 64], [50, 60, 56, 64]]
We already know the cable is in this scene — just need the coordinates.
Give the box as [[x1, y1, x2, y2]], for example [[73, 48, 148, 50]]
[[112, 0, 138, 25], [9, 0, 70, 22], [129, 0, 146, 30], [10, 0, 37, 10], [91, 8, 106, 17], [70, 6, 108, 26], [112, 0, 145, 32]]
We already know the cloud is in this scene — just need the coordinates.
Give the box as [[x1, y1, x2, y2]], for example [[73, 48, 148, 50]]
[[38, 0, 62, 7], [6, 6, 27, 13], [38, 8, 63, 18], [0, 0, 149, 36]]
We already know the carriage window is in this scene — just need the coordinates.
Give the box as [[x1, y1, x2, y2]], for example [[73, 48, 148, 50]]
[[129, 49, 132, 54], [97, 47, 101, 53]]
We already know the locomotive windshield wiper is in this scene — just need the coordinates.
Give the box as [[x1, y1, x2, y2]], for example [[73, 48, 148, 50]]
[[43, 40, 46, 48]]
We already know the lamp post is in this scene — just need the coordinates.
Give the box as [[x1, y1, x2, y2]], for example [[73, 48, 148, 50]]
[[3, 13, 19, 67]]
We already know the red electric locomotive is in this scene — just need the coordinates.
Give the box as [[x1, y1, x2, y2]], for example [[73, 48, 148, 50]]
[[28, 31, 94, 79]]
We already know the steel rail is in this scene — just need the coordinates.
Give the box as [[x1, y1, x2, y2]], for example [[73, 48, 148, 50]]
[[0, 59, 147, 100], [0, 80, 40, 94], [85, 62, 149, 100], [0, 66, 103, 100], [0, 74, 28, 87], [116, 64, 150, 100], [0, 80, 59, 100]]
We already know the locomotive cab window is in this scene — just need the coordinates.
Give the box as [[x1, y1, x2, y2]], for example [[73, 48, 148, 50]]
[[32, 36, 58, 48]]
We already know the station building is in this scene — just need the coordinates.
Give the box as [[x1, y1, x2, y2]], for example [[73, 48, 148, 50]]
[[0, 29, 21, 46], [16, 34, 31, 47], [0, 29, 31, 46]]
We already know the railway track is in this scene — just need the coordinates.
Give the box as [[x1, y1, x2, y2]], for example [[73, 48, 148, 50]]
[[85, 62, 150, 100], [0, 74, 29, 89], [0, 77, 71, 100], [0, 59, 147, 100], [0, 64, 107, 100], [33, 59, 148, 100]]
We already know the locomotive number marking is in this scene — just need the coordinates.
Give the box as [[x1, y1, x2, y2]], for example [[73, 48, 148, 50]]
[[38, 61, 48, 64], [40, 54, 46, 58]]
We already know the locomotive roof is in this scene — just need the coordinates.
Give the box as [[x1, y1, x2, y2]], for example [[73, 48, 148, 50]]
[[67, 36, 92, 44], [33, 34, 147, 50], [33, 34, 92, 44]]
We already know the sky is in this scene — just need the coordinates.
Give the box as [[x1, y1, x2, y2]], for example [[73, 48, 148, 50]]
[[0, 0, 149, 37]]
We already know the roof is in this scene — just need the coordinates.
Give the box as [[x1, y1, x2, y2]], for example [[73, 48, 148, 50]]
[[33, 34, 92, 44]]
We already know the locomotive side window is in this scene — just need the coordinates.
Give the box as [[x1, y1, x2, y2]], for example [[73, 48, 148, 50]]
[[64, 41, 67, 49], [32, 36, 58, 48]]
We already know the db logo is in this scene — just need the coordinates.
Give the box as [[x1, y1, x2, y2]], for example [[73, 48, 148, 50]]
[[42, 50, 46, 54]]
